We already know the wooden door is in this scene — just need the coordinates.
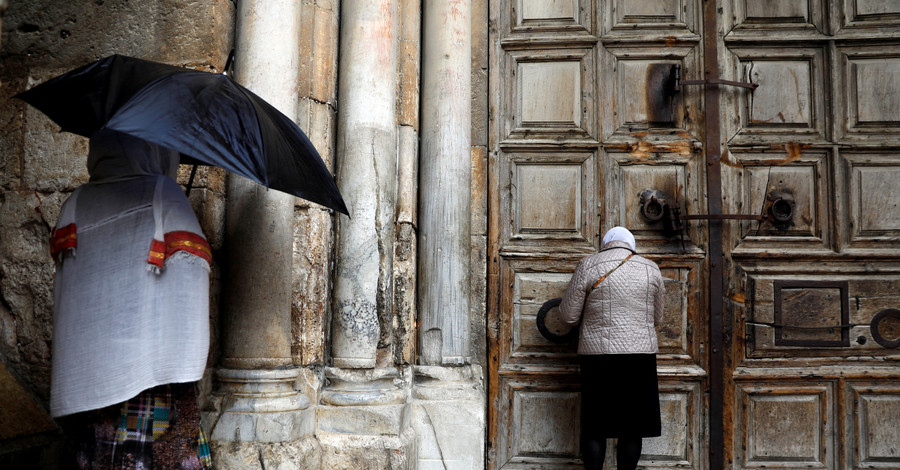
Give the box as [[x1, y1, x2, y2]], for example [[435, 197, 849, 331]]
[[489, 1, 709, 468], [488, 1, 900, 469], [720, 1, 900, 469]]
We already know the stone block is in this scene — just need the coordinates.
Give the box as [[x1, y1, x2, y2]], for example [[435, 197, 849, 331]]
[[306, 2, 340, 104], [0, 190, 57, 403], [415, 402, 483, 469], [317, 404, 407, 436], [208, 409, 312, 443], [319, 429, 416, 470], [3, 0, 234, 70], [296, 99, 336, 170], [470, 0, 489, 147], [0, 64, 27, 190], [412, 365, 485, 470], [259, 437, 322, 470], [297, 0, 339, 104], [211, 441, 263, 470], [22, 105, 89, 193], [192, 187, 226, 251], [291, 208, 332, 365]]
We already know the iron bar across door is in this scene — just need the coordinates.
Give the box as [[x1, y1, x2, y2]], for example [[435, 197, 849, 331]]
[[701, 0, 726, 468]]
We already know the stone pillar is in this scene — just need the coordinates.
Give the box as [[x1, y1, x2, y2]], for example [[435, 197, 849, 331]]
[[321, 1, 414, 465], [210, 0, 310, 443], [418, 0, 473, 365], [332, 0, 401, 368]]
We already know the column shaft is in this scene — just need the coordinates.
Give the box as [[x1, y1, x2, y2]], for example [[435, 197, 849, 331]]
[[332, 0, 401, 368], [209, 0, 312, 445], [221, 0, 301, 368], [418, 0, 473, 365]]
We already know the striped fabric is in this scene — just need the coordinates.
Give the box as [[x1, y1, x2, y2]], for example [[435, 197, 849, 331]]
[[197, 427, 212, 467]]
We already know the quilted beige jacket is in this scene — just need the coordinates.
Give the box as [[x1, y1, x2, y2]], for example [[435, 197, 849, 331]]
[[559, 240, 665, 355]]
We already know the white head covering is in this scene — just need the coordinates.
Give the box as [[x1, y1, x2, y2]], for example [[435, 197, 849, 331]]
[[602, 226, 635, 251]]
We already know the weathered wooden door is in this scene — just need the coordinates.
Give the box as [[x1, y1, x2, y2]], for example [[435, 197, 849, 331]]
[[489, 1, 708, 468], [488, 1, 900, 469], [719, 1, 900, 469]]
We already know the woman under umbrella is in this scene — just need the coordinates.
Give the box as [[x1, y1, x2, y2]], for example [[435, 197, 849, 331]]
[[559, 227, 666, 470], [51, 128, 211, 468]]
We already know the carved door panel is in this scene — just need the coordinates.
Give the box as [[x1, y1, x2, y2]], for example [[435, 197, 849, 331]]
[[720, 2, 900, 469], [489, 1, 708, 468]]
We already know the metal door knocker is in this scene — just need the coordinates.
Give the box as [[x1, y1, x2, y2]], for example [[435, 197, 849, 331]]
[[536, 297, 578, 343], [871, 308, 900, 349]]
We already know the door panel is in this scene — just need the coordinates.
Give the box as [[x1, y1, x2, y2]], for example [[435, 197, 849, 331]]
[[645, 381, 703, 467], [734, 382, 835, 469], [846, 382, 900, 469], [504, 152, 597, 251]]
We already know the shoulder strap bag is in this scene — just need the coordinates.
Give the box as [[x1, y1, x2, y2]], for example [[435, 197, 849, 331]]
[[587, 252, 634, 294]]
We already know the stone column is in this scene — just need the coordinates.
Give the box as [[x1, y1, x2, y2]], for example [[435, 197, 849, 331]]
[[418, 0, 473, 365], [321, 1, 414, 464], [332, 0, 400, 369], [210, 0, 309, 443]]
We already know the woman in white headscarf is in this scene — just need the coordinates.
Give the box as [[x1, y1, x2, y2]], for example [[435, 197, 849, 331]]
[[559, 227, 665, 470]]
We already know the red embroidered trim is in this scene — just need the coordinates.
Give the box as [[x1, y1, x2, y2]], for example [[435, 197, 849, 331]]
[[148, 239, 166, 267], [50, 224, 77, 260], [147, 231, 212, 268], [165, 231, 212, 265]]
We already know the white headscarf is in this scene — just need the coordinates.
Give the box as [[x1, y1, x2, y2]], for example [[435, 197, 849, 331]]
[[602, 226, 635, 251]]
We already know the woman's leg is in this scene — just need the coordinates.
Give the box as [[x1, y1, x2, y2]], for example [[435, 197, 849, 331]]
[[580, 433, 606, 470], [615, 436, 642, 470]]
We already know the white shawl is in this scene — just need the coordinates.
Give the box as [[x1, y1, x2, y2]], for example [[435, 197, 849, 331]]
[[50, 130, 211, 417]]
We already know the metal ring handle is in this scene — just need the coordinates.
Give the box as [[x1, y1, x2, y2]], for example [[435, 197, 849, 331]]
[[871, 308, 900, 349], [536, 297, 578, 343]]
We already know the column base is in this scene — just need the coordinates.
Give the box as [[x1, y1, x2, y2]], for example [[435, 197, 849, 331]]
[[317, 366, 409, 436], [411, 365, 485, 470], [204, 367, 313, 443]]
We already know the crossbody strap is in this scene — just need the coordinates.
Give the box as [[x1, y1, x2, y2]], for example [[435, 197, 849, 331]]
[[588, 252, 634, 294]]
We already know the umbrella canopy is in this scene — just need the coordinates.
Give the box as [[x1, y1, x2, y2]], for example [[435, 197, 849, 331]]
[[16, 54, 348, 215]]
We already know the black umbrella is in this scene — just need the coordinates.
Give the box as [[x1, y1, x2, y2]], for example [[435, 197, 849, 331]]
[[16, 54, 348, 215]]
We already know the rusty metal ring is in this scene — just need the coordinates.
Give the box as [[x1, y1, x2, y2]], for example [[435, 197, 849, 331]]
[[769, 198, 794, 223], [870, 308, 900, 349], [536, 297, 578, 344]]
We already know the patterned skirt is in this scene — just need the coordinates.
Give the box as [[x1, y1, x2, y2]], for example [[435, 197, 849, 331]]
[[58, 383, 211, 469], [579, 354, 662, 439]]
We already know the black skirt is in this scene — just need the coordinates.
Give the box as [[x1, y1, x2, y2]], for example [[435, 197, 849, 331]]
[[579, 354, 662, 438]]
